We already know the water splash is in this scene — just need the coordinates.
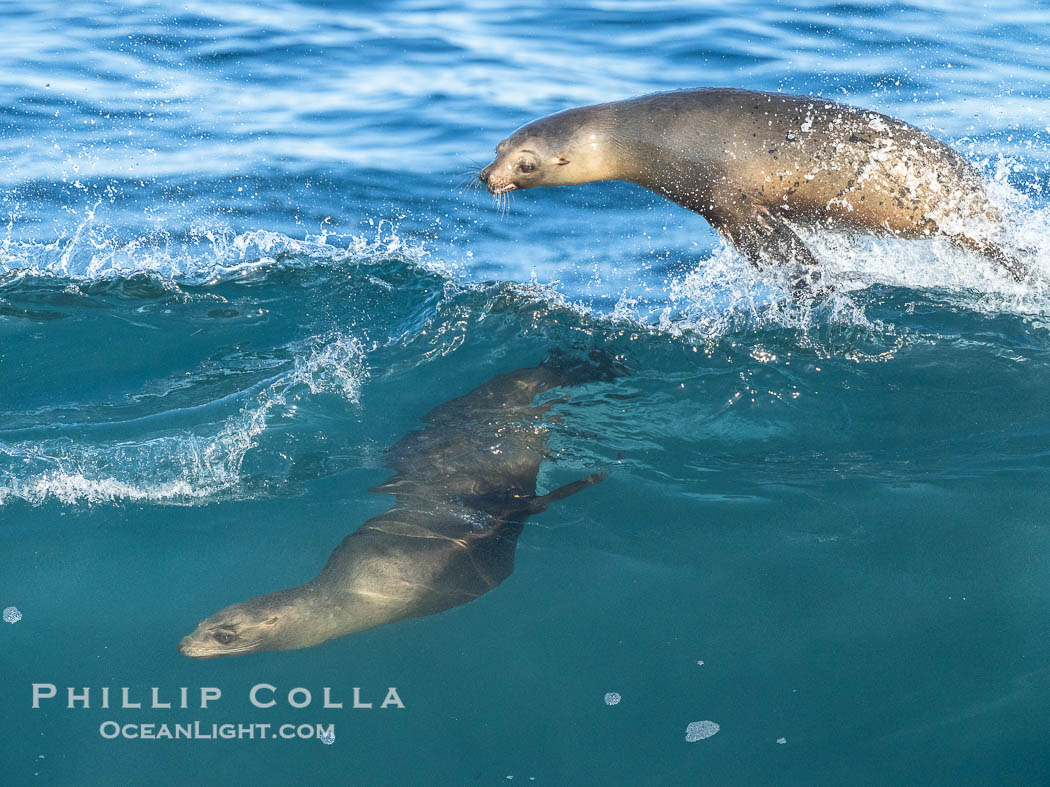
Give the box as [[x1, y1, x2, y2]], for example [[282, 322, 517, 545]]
[[0, 333, 368, 506], [0, 216, 435, 285]]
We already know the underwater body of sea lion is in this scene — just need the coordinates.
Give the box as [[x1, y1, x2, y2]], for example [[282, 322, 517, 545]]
[[479, 88, 1027, 291], [178, 354, 611, 658]]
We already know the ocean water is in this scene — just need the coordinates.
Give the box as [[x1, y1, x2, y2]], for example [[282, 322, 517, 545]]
[[2, 0, 1050, 784]]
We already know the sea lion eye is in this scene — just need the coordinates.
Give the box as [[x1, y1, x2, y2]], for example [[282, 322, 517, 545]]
[[518, 161, 537, 173], [213, 631, 235, 645]]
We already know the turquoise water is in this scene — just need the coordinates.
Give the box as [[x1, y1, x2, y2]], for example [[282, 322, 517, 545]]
[[3, 0, 1050, 784]]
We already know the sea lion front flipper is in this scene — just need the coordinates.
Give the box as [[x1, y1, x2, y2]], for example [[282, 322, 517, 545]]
[[527, 472, 606, 514], [715, 208, 825, 297]]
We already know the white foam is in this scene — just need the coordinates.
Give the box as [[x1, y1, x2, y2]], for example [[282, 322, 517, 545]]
[[684, 720, 720, 742], [293, 334, 368, 401], [574, 167, 1050, 341], [0, 333, 367, 507], [2, 606, 22, 624], [603, 692, 621, 706], [661, 223, 1049, 340], [0, 219, 434, 285]]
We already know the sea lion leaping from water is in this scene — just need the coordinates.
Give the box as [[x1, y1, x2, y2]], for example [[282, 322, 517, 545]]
[[177, 353, 612, 658], [479, 88, 1027, 291]]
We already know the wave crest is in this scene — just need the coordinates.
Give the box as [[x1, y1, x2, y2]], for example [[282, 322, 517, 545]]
[[0, 215, 436, 285], [0, 333, 368, 506]]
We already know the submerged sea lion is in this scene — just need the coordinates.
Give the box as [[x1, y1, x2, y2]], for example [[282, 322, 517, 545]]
[[178, 353, 610, 658], [479, 88, 1026, 290]]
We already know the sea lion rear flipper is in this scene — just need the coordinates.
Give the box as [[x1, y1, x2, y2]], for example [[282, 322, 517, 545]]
[[527, 472, 606, 514], [951, 235, 1029, 283], [717, 209, 825, 297]]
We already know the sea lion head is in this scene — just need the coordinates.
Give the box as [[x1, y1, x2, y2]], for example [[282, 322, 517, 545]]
[[177, 590, 309, 658], [479, 106, 617, 195]]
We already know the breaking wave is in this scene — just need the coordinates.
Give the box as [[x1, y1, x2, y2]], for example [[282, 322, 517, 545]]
[[0, 333, 367, 506], [2, 179, 1049, 509]]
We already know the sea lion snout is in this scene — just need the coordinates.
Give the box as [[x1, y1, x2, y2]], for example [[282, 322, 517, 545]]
[[478, 160, 519, 195], [177, 634, 209, 658]]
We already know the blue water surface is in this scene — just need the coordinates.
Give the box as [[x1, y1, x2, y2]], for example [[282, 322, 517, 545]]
[[2, 1, 1050, 784]]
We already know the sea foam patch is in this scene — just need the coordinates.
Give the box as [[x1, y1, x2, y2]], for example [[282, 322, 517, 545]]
[[684, 721, 720, 742]]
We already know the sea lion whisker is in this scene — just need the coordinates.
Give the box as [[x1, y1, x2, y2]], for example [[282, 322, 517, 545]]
[[219, 643, 264, 655], [456, 181, 482, 208], [193, 641, 262, 656], [495, 186, 517, 217], [361, 523, 460, 542], [455, 171, 483, 191], [453, 160, 487, 191]]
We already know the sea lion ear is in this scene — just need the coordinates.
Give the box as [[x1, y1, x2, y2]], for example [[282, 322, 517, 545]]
[[556, 156, 570, 165], [264, 617, 279, 626]]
